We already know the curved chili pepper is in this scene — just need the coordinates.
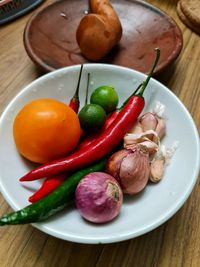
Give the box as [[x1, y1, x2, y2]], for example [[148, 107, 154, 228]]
[[28, 174, 66, 203], [0, 158, 107, 225], [77, 60, 155, 150], [20, 48, 160, 182], [78, 110, 119, 149], [30, 66, 86, 202], [20, 95, 143, 181]]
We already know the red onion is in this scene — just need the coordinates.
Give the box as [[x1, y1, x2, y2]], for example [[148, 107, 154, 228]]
[[75, 172, 123, 223]]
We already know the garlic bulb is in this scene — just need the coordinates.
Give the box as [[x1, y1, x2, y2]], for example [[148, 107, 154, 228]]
[[124, 130, 159, 155], [124, 106, 166, 156], [130, 112, 166, 140], [106, 144, 150, 195]]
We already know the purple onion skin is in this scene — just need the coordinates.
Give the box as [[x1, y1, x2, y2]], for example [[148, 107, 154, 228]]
[[75, 172, 123, 223]]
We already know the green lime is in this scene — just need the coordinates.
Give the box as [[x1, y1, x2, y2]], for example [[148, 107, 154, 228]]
[[90, 86, 119, 113], [78, 104, 106, 132]]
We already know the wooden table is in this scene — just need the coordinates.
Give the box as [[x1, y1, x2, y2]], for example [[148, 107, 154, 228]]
[[0, 1, 199, 266]]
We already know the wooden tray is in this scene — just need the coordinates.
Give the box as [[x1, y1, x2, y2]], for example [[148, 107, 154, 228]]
[[24, 0, 183, 74]]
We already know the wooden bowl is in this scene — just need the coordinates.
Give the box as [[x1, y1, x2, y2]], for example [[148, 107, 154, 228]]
[[24, 0, 183, 74]]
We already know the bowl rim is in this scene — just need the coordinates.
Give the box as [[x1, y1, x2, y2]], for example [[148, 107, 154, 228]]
[[0, 63, 199, 244]]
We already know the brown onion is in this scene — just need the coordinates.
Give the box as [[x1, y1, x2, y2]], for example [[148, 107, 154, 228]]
[[106, 145, 150, 194]]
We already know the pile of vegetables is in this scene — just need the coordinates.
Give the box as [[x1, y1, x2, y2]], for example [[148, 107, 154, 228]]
[[0, 48, 173, 226]]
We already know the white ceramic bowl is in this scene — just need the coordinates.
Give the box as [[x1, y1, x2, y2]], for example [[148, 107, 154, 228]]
[[0, 64, 199, 244]]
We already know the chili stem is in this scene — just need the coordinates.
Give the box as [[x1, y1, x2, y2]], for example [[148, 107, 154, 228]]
[[84, 73, 91, 105], [118, 48, 160, 110], [73, 64, 84, 99], [136, 47, 160, 96]]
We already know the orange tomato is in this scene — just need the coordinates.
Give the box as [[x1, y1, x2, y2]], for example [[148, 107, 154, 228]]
[[13, 98, 81, 164]]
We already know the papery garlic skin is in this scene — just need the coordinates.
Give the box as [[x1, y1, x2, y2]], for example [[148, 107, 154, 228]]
[[152, 101, 166, 118], [155, 118, 166, 140], [106, 145, 150, 195], [124, 130, 159, 155], [149, 142, 178, 182]]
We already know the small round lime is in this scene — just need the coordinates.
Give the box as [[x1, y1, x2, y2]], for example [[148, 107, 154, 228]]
[[90, 86, 119, 113], [78, 104, 106, 132]]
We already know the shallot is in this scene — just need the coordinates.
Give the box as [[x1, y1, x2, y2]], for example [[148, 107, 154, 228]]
[[75, 172, 123, 223], [106, 145, 150, 195]]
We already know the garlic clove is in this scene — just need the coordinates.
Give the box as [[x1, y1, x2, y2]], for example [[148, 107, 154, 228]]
[[149, 158, 165, 183], [154, 118, 166, 140], [139, 112, 158, 132], [129, 121, 143, 134]]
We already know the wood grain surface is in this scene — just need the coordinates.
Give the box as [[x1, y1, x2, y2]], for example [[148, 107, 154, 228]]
[[0, 0, 200, 266]]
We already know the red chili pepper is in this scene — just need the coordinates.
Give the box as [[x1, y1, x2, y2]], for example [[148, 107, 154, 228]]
[[78, 108, 119, 149], [78, 64, 151, 150], [20, 96, 143, 181], [28, 174, 66, 203], [20, 48, 160, 182], [78, 82, 144, 150], [30, 65, 85, 202], [69, 64, 84, 113]]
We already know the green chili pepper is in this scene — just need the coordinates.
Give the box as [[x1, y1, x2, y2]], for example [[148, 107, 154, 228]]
[[0, 158, 107, 225]]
